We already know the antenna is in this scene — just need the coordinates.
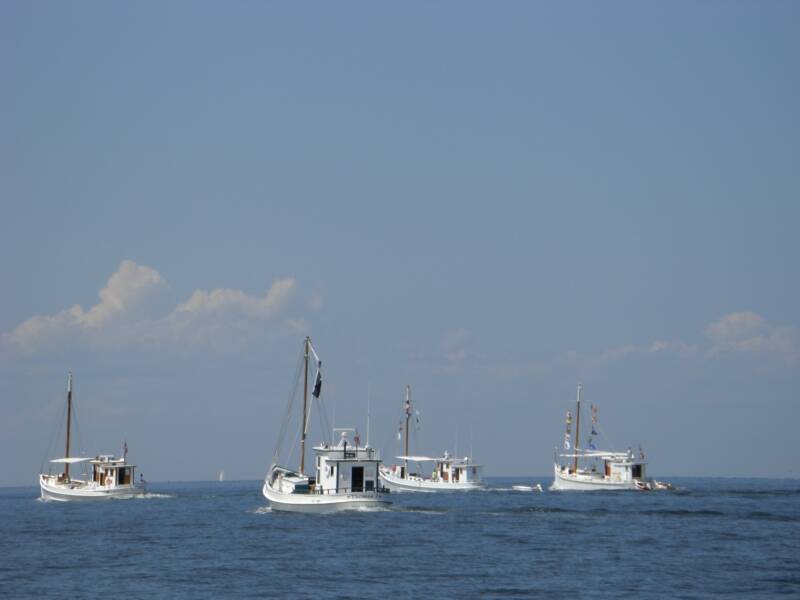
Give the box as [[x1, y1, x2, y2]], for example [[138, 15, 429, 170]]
[[366, 383, 371, 448], [470, 424, 473, 462]]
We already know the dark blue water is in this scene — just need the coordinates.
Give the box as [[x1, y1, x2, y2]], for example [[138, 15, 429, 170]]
[[2, 477, 798, 599]]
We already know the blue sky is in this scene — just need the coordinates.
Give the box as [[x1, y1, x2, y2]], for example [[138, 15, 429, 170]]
[[2, 2, 798, 486]]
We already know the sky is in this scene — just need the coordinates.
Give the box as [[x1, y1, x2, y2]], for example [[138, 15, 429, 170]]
[[1, 2, 798, 486]]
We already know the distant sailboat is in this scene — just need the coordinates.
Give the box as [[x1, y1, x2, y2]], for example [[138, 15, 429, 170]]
[[40, 373, 145, 501], [379, 385, 485, 492], [218, 471, 225, 482], [551, 384, 673, 491]]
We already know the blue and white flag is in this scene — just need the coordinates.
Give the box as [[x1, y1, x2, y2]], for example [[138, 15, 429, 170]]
[[312, 362, 322, 398]]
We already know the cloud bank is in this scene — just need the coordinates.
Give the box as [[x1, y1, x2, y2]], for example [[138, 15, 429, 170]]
[[5, 260, 164, 350], [2, 260, 300, 353], [487, 311, 797, 379]]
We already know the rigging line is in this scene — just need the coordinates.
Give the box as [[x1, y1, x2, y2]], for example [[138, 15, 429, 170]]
[[316, 398, 332, 446], [40, 397, 68, 473], [70, 399, 86, 457], [271, 350, 304, 467], [285, 417, 303, 471]]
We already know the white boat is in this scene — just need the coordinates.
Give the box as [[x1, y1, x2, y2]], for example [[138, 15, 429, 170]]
[[262, 337, 390, 513], [512, 484, 543, 492], [378, 386, 485, 492], [40, 373, 145, 501], [550, 384, 670, 492]]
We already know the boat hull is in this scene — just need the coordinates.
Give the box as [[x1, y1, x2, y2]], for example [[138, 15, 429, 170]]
[[39, 475, 145, 501], [379, 469, 485, 492], [550, 465, 643, 491], [262, 482, 390, 513]]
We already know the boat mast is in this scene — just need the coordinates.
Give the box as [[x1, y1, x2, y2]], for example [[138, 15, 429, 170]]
[[64, 372, 73, 480], [299, 336, 310, 475], [573, 383, 582, 473], [404, 385, 411, 473]]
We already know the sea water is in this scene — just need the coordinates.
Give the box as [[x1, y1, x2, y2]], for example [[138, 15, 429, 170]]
[[1, 478, 798, 599]]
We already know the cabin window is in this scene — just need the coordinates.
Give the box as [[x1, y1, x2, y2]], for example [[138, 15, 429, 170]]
[[365, 480, 374, 492], [632, 464, 643, 478], [329, 465, 335, 477]]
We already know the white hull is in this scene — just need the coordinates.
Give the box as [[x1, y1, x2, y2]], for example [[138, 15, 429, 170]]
[[39, 475, 145, 502], [550, 465, 643, 491], [379, 469, 485, 492], [262, 481, 390, 513]]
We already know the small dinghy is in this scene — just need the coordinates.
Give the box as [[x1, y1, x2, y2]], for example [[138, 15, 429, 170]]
[[512, 484, 544, 492]]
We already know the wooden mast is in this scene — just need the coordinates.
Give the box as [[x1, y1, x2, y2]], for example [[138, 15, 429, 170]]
[[404, 385, 411, 474], [299, 337, 310, 475], [573, 383, 582, 473], [64, 372, 73, 481]]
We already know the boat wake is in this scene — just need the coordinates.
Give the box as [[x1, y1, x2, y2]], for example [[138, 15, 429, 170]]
[[252, 506, 272, 514], [394, 506, 449, 514], [131, 492, 174, 500], [342, 505, 392, 513]]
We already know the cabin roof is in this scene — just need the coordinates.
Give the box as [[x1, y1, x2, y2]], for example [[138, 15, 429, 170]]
[[50, 457, 91, 464], [395, 455, 481, 466]]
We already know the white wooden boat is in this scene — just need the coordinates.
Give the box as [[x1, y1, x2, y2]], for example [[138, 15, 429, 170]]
[[39, 373, 145, 501], [550, 384, 670, 491], [378, 386, 485, 492], [262, 337, 390, 513], [512, 484, 543, 492]]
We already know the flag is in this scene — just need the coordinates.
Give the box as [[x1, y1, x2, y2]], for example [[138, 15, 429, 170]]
[[564, 433, 571, 450], [591, 427, 598, 436], [312, 362, 322, 398], [588, 440, 597, 450]]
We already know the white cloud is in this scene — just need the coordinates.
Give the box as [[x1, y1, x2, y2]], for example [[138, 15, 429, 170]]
[[704, 312, 796, 362], [705, 311, 765, 343], [649, 340, 698, 355], [3, 263, 302, 353], [174, 278, 296, 319], [308, 292, 324, 311], [285, 318, 308, 333], [488, 311, 796, 380], [4, 260, 164, 349]]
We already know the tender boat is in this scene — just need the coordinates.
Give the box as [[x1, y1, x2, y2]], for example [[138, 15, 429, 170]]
[[512, 484, 544, 492], [378, 385, 485, 492], [550, 384, 671, 491], [262, 337, 390, 513], [39, 373, 145, 501]]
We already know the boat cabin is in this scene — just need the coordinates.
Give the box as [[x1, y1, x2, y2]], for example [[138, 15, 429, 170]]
[[90, 455, 136, 488], [392, 451, 483, 484], [312, 432, 383, 494], [599, 452, 645, 483], [429, 454, 482, 484]]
